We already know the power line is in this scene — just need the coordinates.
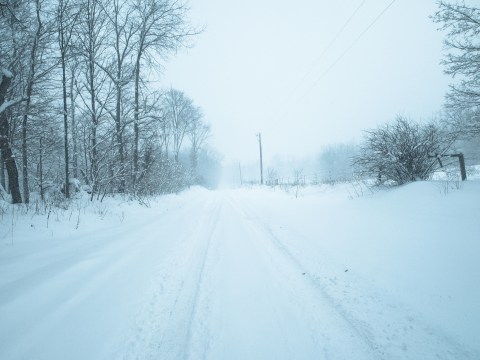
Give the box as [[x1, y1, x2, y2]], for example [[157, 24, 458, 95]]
[[281, 0, 367, 105], [276, 0, 397, 122], [308, 0, 397, 93]]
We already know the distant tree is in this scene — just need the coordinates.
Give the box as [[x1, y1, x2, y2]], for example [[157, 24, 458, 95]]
[[354, 116, 450, 185], [453, 135, 480, 165], [196, 147, 221, 189], [433, 1, 480, 137], [163, 88, 195, 163], [292, 168, 304, 186], [266, 167, 278, 186], [318, 143, 357, 183], [188, 110, 209, 179]]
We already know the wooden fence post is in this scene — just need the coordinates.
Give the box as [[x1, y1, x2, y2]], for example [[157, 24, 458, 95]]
[[450, 153, 467, 181]]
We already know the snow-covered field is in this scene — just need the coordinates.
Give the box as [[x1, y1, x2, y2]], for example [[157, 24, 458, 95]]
[[0, 181, 479, 359]]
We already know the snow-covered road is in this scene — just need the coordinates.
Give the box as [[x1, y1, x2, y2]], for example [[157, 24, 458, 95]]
[[133, 194, 376, 360], [1, 186, 478, 359], [183, 195, 377, 360]]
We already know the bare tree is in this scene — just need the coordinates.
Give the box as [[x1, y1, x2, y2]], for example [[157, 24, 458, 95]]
[[266, 167, 278, 186], [69, 63, 79, 179], [131, 0, 197, 190], [163, 88, 194, 163], [57, 0, 81, 198], [152, 93, 171, 158], [0, 2, 29, 204], [19, 0, 56, 203], [188, 110, 209, 178], [433, 1, 480, 136], [75, 0, 110, 195], [98, 0, 137, 192], [0, 0, 204, 202], [318, 142, 357, 183]]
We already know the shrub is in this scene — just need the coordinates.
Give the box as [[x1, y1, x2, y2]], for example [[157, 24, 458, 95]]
[[354, 116, 450, 185]]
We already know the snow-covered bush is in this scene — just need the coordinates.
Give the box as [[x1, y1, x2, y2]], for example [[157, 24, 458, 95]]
[[354, 116, 450, 185]]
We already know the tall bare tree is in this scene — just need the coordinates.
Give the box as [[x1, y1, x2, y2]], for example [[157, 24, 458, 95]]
[[0, 1, 28, 203], [98, 0, 137, 192], [69, 63, 79, 180], [131, 0, 197, 190], [433, 1, 480, 136], [57, 0, 81, 198], [19, 0, 54, 203], [188, 110, 209, 176], [75, 0, 110, 195], [163, 88, 194, 163]]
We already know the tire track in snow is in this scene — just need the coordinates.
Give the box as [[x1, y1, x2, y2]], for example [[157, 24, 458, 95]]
[[0, 193, 211, 360], [118, 195, 222, 360], [229, 194, 476, 360], [0, 199, 197, 307], [0, 224, 171, 360], [187, 197, 307, 359], [226, 195, 384, 359], [186, 195, 375, 360], [183, 198, 222, 359]]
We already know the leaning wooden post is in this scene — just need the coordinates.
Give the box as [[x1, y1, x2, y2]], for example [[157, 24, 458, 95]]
[[451, 153, 467, 181], [458, 153, 467, 181]]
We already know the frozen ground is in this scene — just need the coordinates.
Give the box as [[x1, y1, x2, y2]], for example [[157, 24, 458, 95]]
[[0, 181, 479, 359]]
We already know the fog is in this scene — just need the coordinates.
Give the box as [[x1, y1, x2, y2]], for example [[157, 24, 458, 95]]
[[161, 0, 451, 168]]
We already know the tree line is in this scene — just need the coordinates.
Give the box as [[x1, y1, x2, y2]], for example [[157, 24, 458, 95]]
[[0, 0, 214, 204]]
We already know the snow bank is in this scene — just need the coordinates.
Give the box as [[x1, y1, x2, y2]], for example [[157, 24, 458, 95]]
[[230, 180, 480, 354]]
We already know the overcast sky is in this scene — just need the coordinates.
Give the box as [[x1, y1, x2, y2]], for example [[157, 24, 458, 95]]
[[160, 0, 451, 165]]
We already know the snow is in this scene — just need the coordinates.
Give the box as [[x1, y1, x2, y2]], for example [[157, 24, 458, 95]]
[[0, 182, 479, 359], [1, 68, 13, 78], [0, 100, 15, 115]]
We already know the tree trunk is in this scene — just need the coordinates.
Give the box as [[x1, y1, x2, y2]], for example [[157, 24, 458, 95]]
[[82, 125, 89, 182], [88, 41, 98, 195], [0, 150, 5, 190], [89, 79, 98, 196], [115, 83, 125, 192], [70, 68, 78, 179], [113, 8, 127, 193], [22, 111, 29, 203], [58, 0, 70, 199], [4, 147, 22, 204], [190, 145, 198, 175], [0, 73, 22, 204], [21, 0, 42, 204], [133, 56, 141, 191], [39, 134, 44, 200], [61, 54, 70, 198]]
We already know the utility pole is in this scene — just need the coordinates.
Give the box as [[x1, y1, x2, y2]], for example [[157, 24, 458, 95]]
[[238, 162, 243, 186], [257, 133, 263, 185]]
